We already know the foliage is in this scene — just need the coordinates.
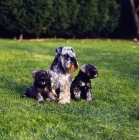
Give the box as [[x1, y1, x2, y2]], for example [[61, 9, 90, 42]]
[[112, 0, 139, 39], [75, 0, 98, 38], [23, 0, 53, 38], [0, 0, 120, 39], [0, 0, 53, 39], [65, 0, 80, 38], [47, 0, 70, 38], [96, 0, 120, 37], [0, 0, 26, 35], [0, 39, 139, 139]]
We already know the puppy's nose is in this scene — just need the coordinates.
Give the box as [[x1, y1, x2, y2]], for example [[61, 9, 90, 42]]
[[94, 74, 98, 78], [41, 82, 46, 85]]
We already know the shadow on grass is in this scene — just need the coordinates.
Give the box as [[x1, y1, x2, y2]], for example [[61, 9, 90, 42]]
[[0, 75, 30, 98], [129, 107, 139, 120]]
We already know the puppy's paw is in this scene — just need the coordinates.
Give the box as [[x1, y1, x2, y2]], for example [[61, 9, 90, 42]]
[[46, 98, 51, 101], [38, 100, 44, 103], [37, 99, 44, 103], [86, 97, 93, 102], [22, 94, 27, 98], [48, 94, 58, 102]]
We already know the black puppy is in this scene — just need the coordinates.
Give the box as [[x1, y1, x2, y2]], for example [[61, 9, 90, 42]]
[[71, 64, 98, 101], [22, 70, 58, 103]]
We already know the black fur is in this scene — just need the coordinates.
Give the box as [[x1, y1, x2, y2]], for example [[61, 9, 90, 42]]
[[71, 64, 98, 101], [22, 70, 58, 103]]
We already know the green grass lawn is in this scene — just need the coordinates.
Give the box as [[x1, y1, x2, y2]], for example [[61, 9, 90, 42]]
[[0, 39, 139, 140]]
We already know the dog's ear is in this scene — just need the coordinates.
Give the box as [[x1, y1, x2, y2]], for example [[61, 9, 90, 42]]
[[31, 70, 39, 78], [80, 65, 87, 73], [55, 46, 63, 56], [70, 47, 75, 54]]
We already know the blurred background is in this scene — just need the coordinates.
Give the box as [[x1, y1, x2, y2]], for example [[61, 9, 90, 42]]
[[0, 0, 138, 40]]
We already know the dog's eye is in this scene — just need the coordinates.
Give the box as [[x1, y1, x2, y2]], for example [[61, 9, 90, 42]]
[[88, 68, 91, 72], [64, 54, 69, 58]]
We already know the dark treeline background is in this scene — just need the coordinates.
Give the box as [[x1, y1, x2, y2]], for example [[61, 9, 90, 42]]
[[0, 0, 138, 39]]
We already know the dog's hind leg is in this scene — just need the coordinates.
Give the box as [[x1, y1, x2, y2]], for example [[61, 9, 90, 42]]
[[86, 88, 93, 101], [73, 87, 81, 101], [48, 91, 58, 102], [22, 86, 35, 98], [36, 92, 44, 103]]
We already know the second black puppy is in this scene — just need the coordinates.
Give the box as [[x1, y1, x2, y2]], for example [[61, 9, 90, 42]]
[[71, 64, 98, 101], [23, 70, 58, 103]]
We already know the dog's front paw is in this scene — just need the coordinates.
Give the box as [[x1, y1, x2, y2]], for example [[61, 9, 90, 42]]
[[37, 99, 44, 103], [38, 100, 44, 103], [48, 92, 58, 102], [58, 100, 70, 104], [46, 98, 51, 101], [86, 97, 93, 102], [86, 99, 92, 101], [74, 96, 81, 101]]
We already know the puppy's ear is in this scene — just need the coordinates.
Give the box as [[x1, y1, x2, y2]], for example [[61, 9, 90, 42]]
[[31, 70, 39, 78], [55, 46, 63, 56], [44, 70, 49, 76], [80, 65, 87, 73]]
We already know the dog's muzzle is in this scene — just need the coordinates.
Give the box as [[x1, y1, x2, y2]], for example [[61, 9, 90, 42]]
[[65, 57, 78, 73], [94, 73, 98, 78]]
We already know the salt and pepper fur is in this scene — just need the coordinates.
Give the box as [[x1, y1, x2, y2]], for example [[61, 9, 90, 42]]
[[71, 64, 98, 101], [22, 70, 58, 103], [49, 46, 78, 104], [23, 48, 98, 104]]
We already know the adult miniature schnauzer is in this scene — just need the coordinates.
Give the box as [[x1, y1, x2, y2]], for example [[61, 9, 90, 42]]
[[22, 70, 58, 103], [49, 46, 78, 104], [71, 64, 98, 101]]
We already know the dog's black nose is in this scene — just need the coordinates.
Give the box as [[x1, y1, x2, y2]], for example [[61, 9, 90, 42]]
[[70, 57, 77, 63]]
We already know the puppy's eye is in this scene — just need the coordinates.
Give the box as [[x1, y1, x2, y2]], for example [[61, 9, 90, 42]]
[[88, 68, 92, 72]]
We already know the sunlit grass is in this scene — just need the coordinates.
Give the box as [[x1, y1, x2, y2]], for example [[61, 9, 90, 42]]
[[0, 39, 139, 140]]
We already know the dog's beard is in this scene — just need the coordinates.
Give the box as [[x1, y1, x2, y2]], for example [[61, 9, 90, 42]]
[[60, 56, 78, 73], [65, 64, 78, 73], [62, 61, 78, 73], [58, 53, 78, 73]]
